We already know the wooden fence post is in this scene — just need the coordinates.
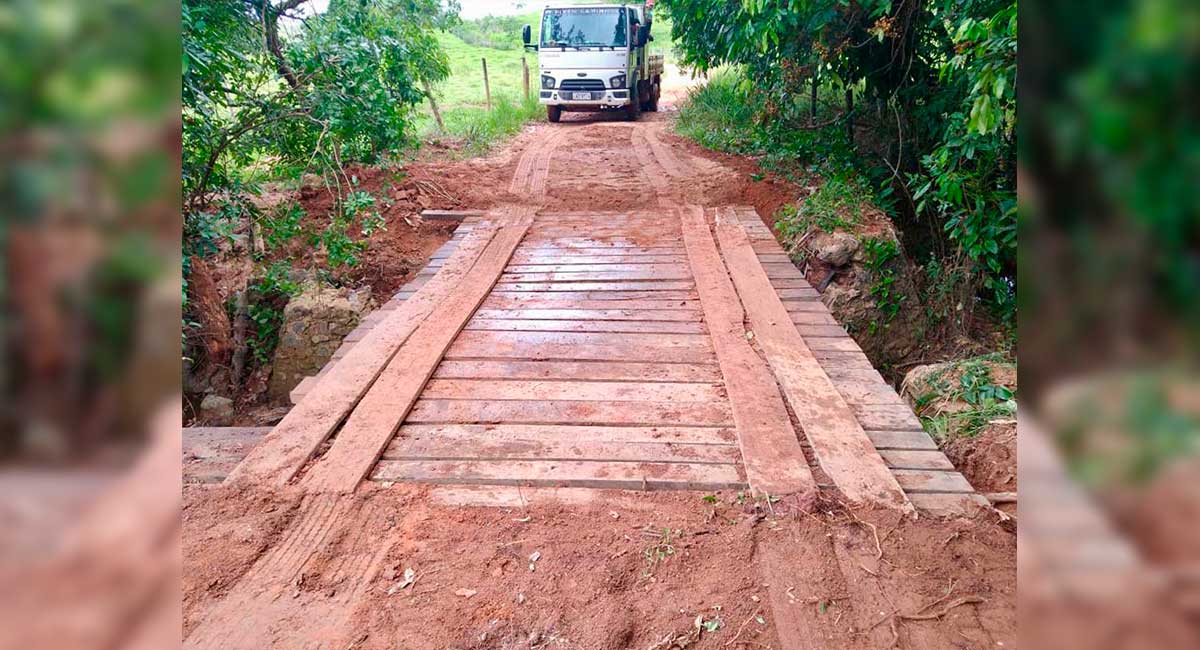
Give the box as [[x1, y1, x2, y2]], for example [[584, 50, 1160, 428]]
[[482, 57, 492, 111], [522, 56, 530, 101], [422, 79, 445, 133]]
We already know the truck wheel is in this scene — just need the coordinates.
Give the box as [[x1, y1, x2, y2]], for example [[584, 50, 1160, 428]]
[[625, 98, 641, 121], [647, 83, 660, 112], [547, 105, 562, 123]]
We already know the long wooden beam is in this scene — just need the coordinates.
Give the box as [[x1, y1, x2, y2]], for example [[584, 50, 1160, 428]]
[[714, 207, 912, 512], [301, 208, 535, 493], [680, 206, 818, 504], [225, 224, 501, 488]]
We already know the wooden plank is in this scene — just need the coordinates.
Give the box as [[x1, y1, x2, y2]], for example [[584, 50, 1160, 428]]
[[505, 263, 690, 273], [420, 378, 724, 402], [483, 291, 697, 303], [446, 330, 716, 363], [421, 209, 484, 221], [395, 423, 737, 445], [779, 288, 821, 299], [878, 449, 956, 471], [790, 311, 839, 325], [500, 269, 691, 282], [508, 255, 688, 265], [865, 429, 938, 450], [850, 403, 925, 431], [806, 337, 861, 352], [892, 469, 974, 493], [714, 208, 910, 511], [783, 300, 829, 312], [465, 318, 706, 334], [432, 359, 723, 383], [301, 211, 534, 493], [184, 427, 272, 484], [492, 281, 695, 292], [383, 436, 740, 464], [795, 325, 848, 338], [473, 308, 700, 322], [680, 206, 817, 501], [515, 246, 684, 256], [482, 297, 700, 311], [406, 399, 734, 427], [832, 378, 909, 408], [370, 459, 745, 491], [226, 223, 500, 488]]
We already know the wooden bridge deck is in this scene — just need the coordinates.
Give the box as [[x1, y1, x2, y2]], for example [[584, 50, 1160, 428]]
[[234, 206, 984, 515]]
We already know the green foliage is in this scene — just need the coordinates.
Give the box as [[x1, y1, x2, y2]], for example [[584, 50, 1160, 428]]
[[245, 262, 301, 366], [916, 354, 1017, 439], [662, 0, 1018, 327], [861, 237, 904, 331], [261, 202, 307, 251], [182, 0, 458, 354]]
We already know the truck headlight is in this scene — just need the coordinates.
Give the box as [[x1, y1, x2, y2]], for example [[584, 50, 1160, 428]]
[[609, 74, 626, 89], [541, 75, 555, 89]]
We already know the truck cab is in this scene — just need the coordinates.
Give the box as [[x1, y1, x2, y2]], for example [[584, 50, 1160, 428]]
[[523, 3, 664, 122]]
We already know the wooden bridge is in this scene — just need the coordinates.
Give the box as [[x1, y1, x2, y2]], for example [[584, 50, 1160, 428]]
[[228, 204, 984, 516]]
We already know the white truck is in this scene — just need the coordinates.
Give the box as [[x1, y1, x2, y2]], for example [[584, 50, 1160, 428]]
[[522, 2, 664, 122]]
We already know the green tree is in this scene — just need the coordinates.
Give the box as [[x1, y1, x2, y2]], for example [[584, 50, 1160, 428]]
[[182, 0, 455, 371], [660, 0, 1017, 323]]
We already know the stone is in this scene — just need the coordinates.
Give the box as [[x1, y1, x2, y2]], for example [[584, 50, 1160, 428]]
[[267, 281, 374, 403], [809, 231, 860, 267], [200, 394, 235, 425]]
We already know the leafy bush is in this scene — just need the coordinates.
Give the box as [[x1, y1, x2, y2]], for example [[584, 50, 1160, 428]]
[[661, 0, 1017, 329], [182, 0, 456, 357]]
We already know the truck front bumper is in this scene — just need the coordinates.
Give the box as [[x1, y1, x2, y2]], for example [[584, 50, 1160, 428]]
[[539, 89, 631, 107]]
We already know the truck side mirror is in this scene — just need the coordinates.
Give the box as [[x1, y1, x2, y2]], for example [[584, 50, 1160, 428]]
[[637, 26, 649, 47], [522, 24, 532, 46]]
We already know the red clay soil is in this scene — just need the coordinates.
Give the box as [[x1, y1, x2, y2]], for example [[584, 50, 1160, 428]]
[[182, 485, 1015, 649], [943, 422, 1017, 496]]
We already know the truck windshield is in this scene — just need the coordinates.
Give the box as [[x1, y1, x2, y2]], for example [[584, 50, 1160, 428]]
[[541, 7, 627, 49]]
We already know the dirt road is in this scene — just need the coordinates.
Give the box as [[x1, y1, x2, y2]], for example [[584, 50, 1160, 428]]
[[183, 101, 1015, 648]]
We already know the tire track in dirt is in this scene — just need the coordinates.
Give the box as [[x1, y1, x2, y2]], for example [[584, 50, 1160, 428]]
[[509, 126, 566, 200], [631, 124, 674, 206], [642, 122, 692, 179], [184, 495, 396, 650]]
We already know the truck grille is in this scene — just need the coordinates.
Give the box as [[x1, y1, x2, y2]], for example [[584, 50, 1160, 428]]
[[559, 79, 606, 91]]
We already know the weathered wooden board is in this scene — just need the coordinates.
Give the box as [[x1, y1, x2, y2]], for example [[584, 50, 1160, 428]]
[[383, 436, 740, 464], [371, 459, 745, 491], [300, 212, 534, 493], [473, 308, 701, 321], [394, 423, 737, 445], [714, 208, 910, 511], [681, 206, 817, 500], [465, 318, 706, 334], [420, 378, 725, 403], [227, 223, 500, 488], [406, 398, 734, 427], [432, 359, 723, 383]]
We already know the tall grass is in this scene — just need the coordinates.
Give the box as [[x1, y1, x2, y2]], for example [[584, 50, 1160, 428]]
[[675, 68, 761, 153], [434, 92, 544, 154]]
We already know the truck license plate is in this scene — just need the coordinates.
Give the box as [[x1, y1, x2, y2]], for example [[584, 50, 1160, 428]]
[[571, 92, 592, 100]]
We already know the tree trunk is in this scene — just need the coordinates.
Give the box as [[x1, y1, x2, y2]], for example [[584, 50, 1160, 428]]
[[186, 257, 233, 370]]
